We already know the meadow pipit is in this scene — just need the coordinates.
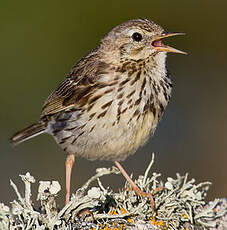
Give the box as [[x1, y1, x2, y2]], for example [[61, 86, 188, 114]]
[[11, 19, 185, 209]]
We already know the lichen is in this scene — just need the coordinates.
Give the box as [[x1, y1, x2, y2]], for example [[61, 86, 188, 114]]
[[0, 154, 226, 230]]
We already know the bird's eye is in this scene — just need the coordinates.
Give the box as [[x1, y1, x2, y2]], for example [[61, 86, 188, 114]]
[[132, 32, 143, 42]]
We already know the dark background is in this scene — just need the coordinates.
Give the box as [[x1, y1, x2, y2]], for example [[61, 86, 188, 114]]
[[1, 1, 226, 206]]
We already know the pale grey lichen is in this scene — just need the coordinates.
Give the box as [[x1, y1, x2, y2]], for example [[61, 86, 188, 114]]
[[0, 153, 226, 230]]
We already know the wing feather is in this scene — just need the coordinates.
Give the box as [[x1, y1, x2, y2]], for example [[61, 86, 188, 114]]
[[40, 47, 111, 118]]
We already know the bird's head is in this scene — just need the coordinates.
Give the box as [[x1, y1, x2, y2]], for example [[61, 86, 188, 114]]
[[101, 19, 186, 62]]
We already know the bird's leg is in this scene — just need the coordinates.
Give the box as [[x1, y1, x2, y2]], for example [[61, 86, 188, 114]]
[[65, 154, 75, 205], [114, 161, 155, 211]]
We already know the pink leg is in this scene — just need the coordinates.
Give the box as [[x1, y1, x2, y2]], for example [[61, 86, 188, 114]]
[[65, 154, 75, 205], [114, 161, 155, 211]]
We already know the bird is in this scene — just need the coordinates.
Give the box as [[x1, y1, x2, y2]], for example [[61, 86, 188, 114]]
[[11, 19, 185, 209]]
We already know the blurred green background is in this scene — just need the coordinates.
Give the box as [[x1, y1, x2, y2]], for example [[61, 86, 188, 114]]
[[1, 0, 226, 206]]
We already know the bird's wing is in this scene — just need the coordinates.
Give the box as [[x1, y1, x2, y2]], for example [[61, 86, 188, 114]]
[[40, 49, 111, 118], [41, 77, 80, 118]]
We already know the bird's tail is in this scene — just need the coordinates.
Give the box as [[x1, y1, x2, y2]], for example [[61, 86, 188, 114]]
[[10, 122, 47, 146]]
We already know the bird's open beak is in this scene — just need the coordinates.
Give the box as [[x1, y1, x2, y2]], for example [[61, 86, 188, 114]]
[[151, 32, 187, 55]]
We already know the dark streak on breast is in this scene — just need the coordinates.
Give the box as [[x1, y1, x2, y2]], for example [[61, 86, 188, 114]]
[[89, 112, 96, 120], [117, 92, 124, 99], [104, 88, 114, 94], [127, 98, 132, 105], [59, 135, 72, 145], [134, 98, 142, 105], [89, 94, 102, 104], [90, 125, 95, 132], [132, 109, 140, 118], [136, 114, 141, 121], [72, 131, 85, 144], [141, 77, 147, 89], [101, 100, 113, 109], [121, 107, 127, 114], [97, 110, 107, 119], [143, 103, 149, 113], [79, 123, 86, 130], [118, 99, 124, 106], [126, 90, 136, 98], [150, 103, 156, 117], [117, 86, 124, 92], [119, 78, 130, 87], [159, 103, 164, 113], [130, 71, 141, 86]]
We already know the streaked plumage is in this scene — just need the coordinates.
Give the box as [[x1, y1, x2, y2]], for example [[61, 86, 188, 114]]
[[11, 19, 185, 206]]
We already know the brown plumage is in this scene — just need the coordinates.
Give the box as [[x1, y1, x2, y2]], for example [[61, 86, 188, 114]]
[[11, 19, 185, 208]]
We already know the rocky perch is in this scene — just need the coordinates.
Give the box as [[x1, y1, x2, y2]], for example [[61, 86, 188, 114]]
[[0, 154, 226, 230]]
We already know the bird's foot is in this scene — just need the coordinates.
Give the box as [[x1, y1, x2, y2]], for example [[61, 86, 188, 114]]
[[125, 185, 165, 211]]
